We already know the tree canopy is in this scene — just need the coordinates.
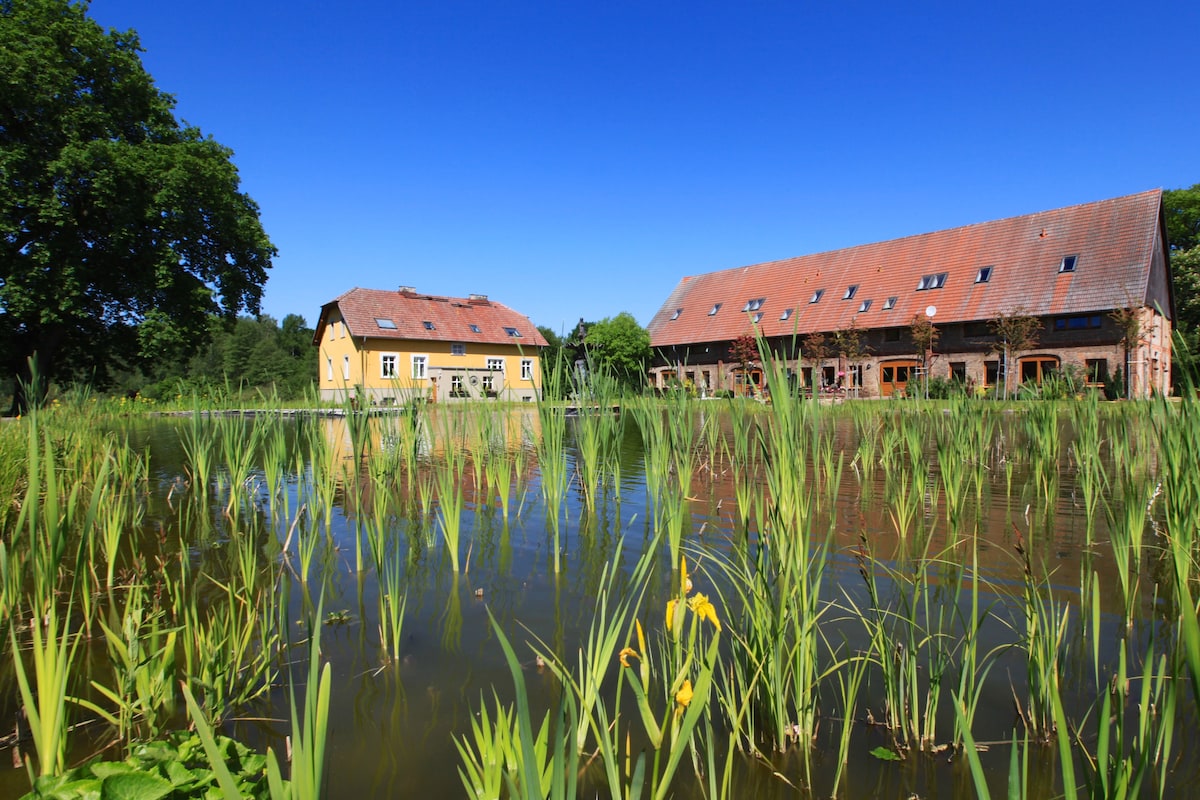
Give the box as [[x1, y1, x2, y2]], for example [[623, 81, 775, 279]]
[[582, 312, 651, 390], [1164, 184, 1200, 251], [0, 0, 275, 411]]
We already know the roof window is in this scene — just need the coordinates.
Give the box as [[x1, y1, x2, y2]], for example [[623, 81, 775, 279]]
[[670, 308, 682, 321], [916, 273, 947, 291], [858, 299, 872, 313], [504, 327, 522, 337], [780, 308, 793, 321], [708, 303, 722, 316], [743, 298, 765, 312], [809, 289, 825, 304], [975, 266, 993, 283], [752, 312, 763, 323], [469, 324, 481, 333], [844, 285, 859, 300], [883, 296, 898, 310], [375, 318, 397, 329], [1059, 255, 1078, 273], [423, 320, 435, 330]]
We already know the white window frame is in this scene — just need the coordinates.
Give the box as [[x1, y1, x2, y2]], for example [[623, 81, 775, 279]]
[[411, 354, 427, 380], [326, 357, 332, 381], [380, 352, 398, 379], [521, 358, 533, 381], [342, 355, 350, 380], [486, 357, 504, 372], [481, 374, 495, 393]]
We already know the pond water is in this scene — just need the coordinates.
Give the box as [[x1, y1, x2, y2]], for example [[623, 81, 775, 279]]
[[1, 401, 1195, 799]]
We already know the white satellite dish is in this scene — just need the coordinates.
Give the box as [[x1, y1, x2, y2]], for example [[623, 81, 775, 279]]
[[925, 305, 937, 318]]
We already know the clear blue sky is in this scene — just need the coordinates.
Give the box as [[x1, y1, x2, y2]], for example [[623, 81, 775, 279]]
[[89, 0, 1198, 335]]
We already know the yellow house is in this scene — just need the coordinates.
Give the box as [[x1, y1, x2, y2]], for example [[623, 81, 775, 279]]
[[314, 286, 548, 404]]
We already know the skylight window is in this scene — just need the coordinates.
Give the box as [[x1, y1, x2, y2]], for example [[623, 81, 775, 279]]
[[1059, 255, 1078, 273], [743, 298, 765, 312], [883, 296, 898, 310], [809, 289, 825, 304], [752, 312, 763, 323], [375, 318, 397, 329], [423, 320, 435, 330], [780, 308, 793, 321], [916, 273, 948, 291], [504, 327, 522, 337], [976, 266, 993, 283], [670, 308, 682, 321], [858, 299, 872, 313], [708, 303, 722, 316], [844, 285, 859, 300], [469, 324, 481, 333]]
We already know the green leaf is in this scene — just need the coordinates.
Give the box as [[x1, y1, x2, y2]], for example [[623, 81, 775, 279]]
[[98, 773, 172, 800], [869, 746, 902, 762]]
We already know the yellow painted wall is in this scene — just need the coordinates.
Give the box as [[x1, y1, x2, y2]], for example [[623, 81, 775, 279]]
[[317, 320, 542, 403]]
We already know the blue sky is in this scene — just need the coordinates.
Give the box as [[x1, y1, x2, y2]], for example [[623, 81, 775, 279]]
[[89, 0, 1198, 335]]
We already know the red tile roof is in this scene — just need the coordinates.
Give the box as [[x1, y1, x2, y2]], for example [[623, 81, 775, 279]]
[[314, 288, 549, 347], [649, 190, 1166, 348]]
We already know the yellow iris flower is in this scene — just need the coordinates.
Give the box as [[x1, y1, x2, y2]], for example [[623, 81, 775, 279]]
[[675, 679, 693, 709], [687, 592, 722, 631], [618, 647, 639, 667]]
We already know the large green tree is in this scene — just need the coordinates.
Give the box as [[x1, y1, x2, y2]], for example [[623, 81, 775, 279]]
[[582, 312, 651, 390], [0, 0, 275, 411], [1164, 184, 1200, 252]]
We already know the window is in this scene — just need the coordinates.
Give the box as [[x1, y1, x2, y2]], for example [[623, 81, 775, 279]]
[[708, 303, 722, 316], [780, 308, 793, 321], [450, 374, 465, 396], [917, 273, 947, 290], [487, 357, 504, 372], [411, 355, 427, 379], [1059, 255, 1078, 273], [375, 317, 397, 329], [504, 327, 522, 337], [743, 298, 765, 312], [858, 299, 872, 313], [985, 360, 1000, 386], [380, 353, 397, 378], [849, 364, 863, 387], [521, 358, 533, 380], [1053, 314, 1102, 331], [451, 343, 466, 356], [1021, 356, 1059, 384], [1085, 359, 1108, 385], [883, 296, 897, 310], [423, 320, 435, 330], [342, 355, 350, 380], [326, 358, 332, 381], [975, 266, 993, 284], [950, 362, 967, 382], [469, 324, 481, 333], [809, 289, 825, 304], [670, 308, 682, 320], [481, 375, 495, 394], [843, 285, 858, 300], [752, 312, 763, 323]]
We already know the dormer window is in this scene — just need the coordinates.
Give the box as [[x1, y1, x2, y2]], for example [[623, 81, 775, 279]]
[[743, 298, 765, 312], [917, 273, 947, 291], [375, 318, 397, 329], [976, 266, 993, 283], [670, 308, 682, 321], [780, 308, 793, 321], [708, 303, 722, 316], [1059, 255, 1078, 273], [858, 299, 872, 313], [809, 289, 825, 304], [423, 320, 435, 330], [844, 285, 859, 300], [883, 296, 898, 310]]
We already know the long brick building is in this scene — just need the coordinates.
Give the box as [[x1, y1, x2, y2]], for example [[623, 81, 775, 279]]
[[647, 190, 1173, 398]]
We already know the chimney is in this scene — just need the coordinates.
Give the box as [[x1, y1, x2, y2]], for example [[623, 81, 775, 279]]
[[398, 285, 416, 294]]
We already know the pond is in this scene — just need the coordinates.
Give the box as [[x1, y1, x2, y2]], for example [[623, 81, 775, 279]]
[[1, 396, 1197, 799]]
